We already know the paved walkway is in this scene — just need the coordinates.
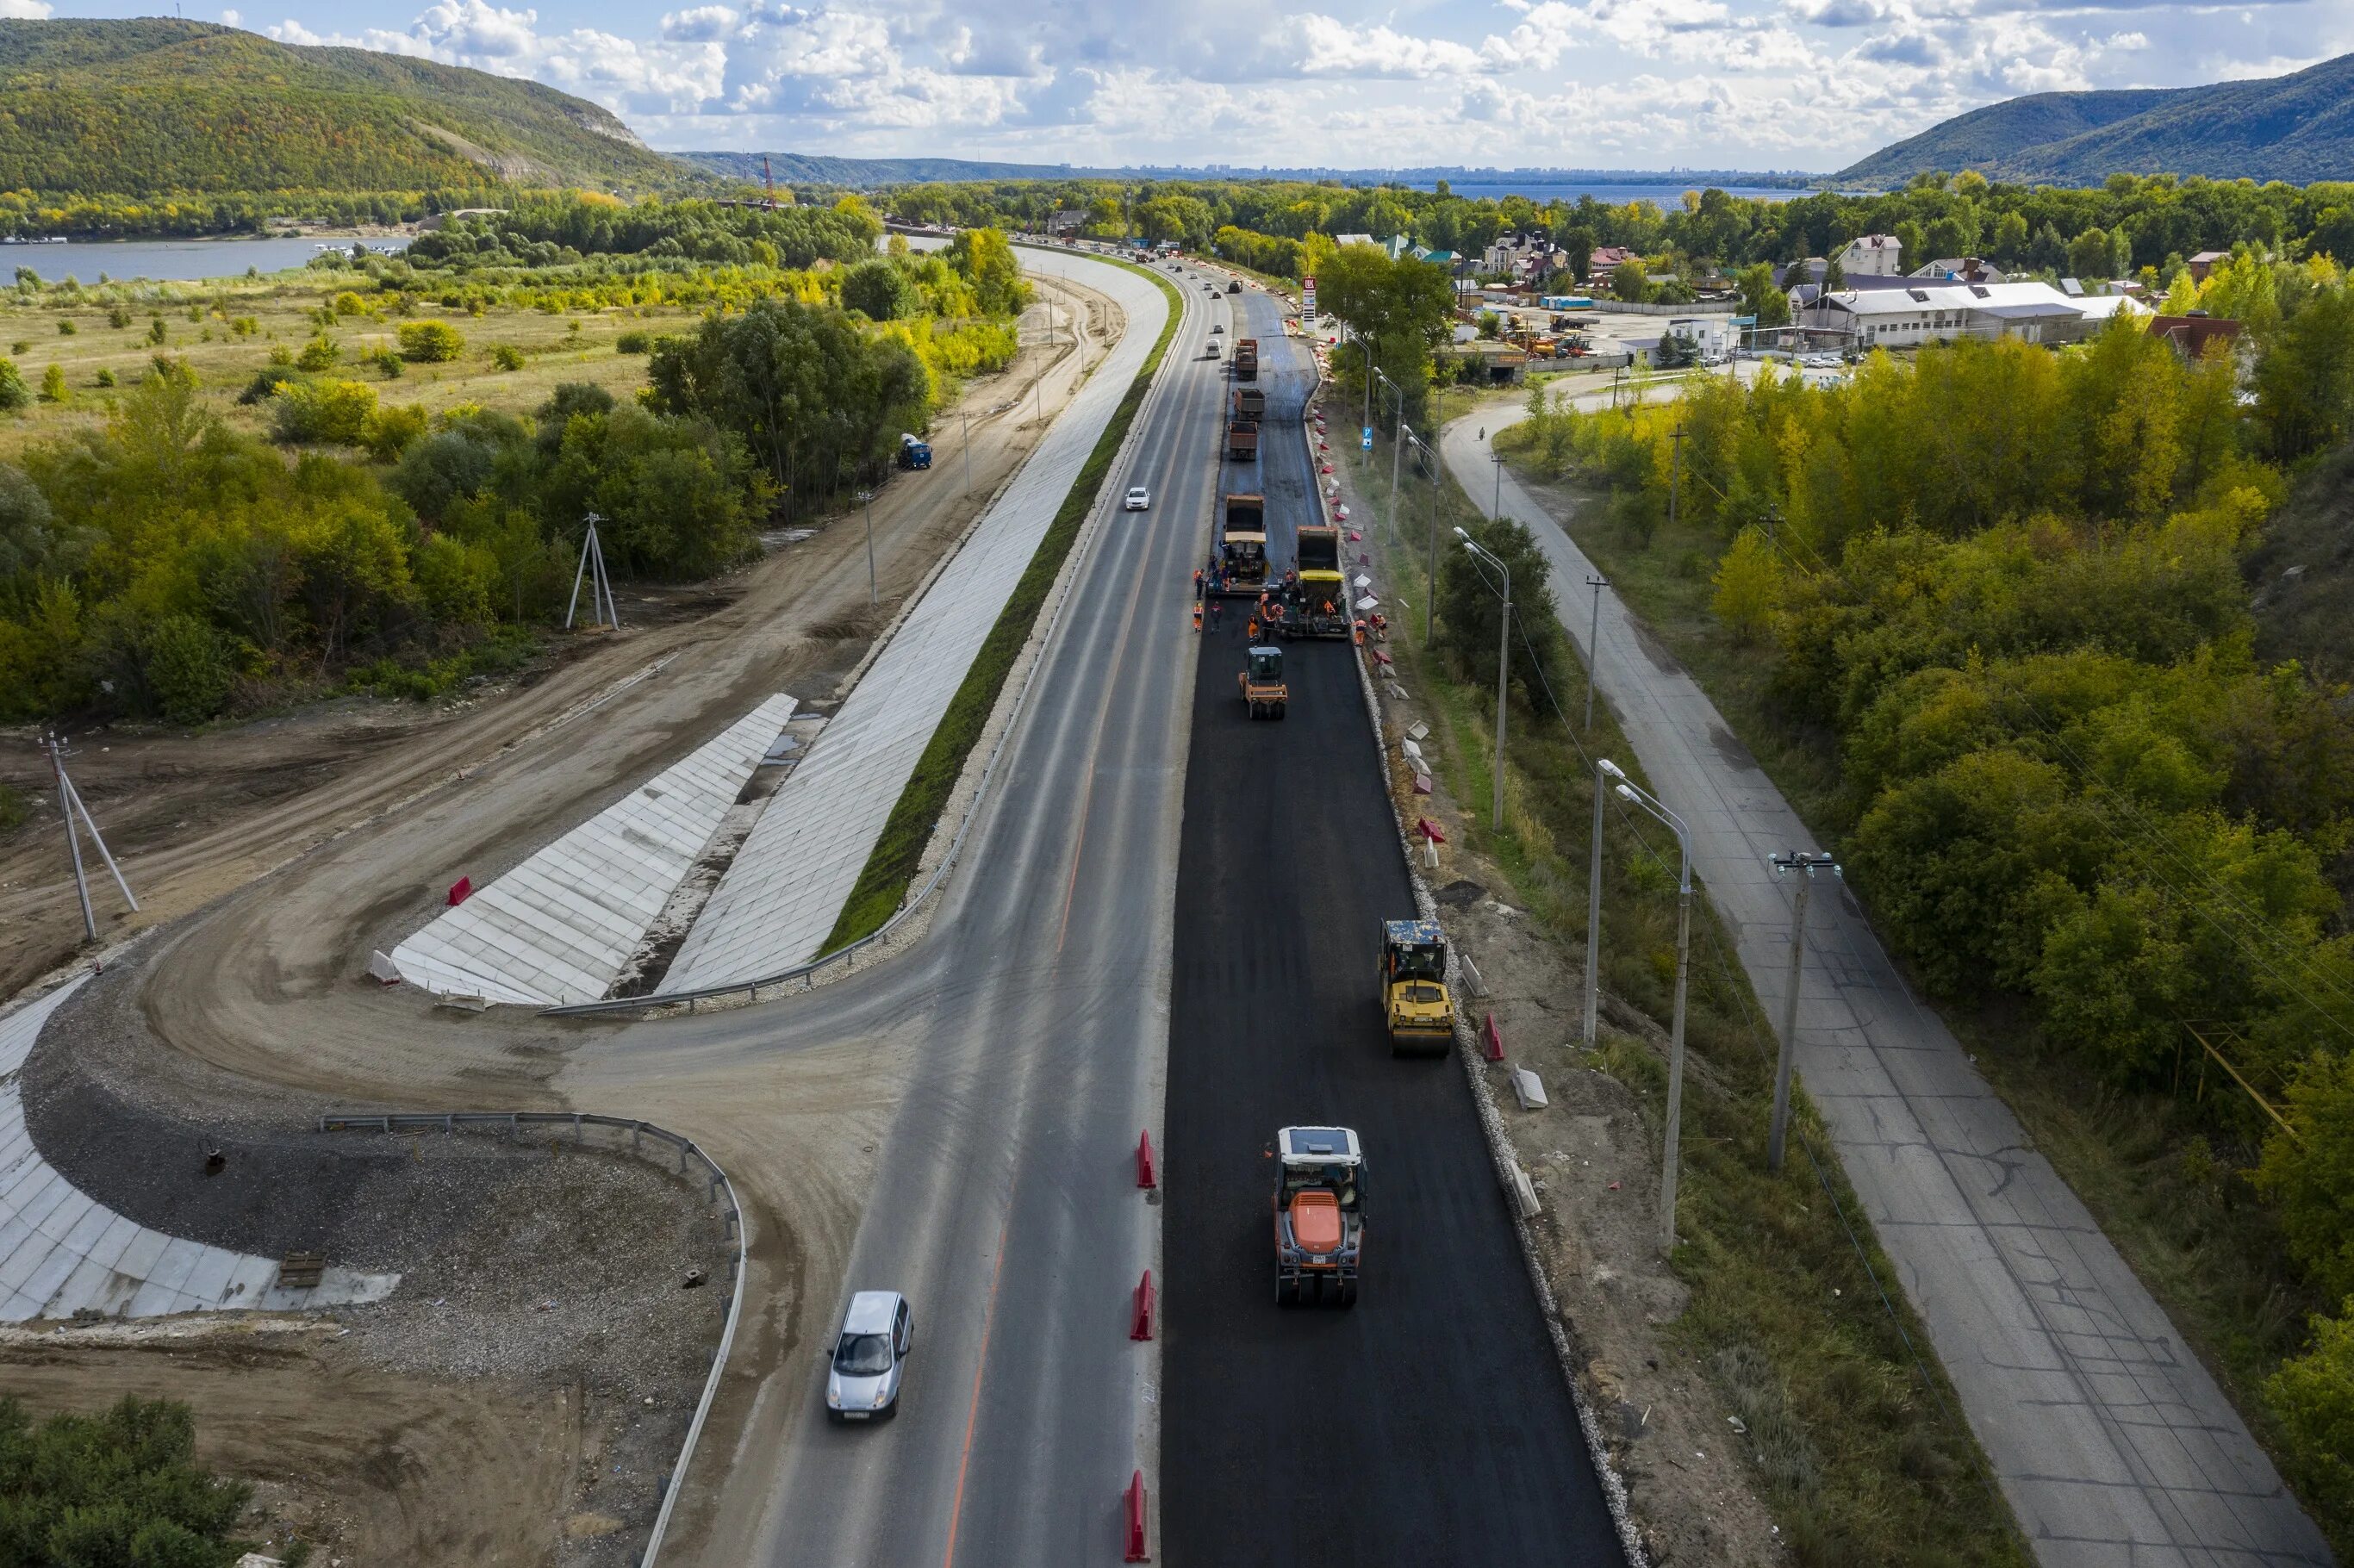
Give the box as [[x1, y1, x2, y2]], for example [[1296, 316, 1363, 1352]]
[[1438, 411, 2331, 1568], [666, 252, 1171, 990], [0, 980, 398, 1320]]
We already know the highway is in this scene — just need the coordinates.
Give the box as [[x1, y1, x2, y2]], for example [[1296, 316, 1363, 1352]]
[[1159, 293, 1629, 1563]]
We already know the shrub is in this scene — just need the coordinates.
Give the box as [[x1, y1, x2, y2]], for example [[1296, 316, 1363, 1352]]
[[270, 377, 377, 445], [237, 365, 299, 405], [0, 1397, 251, 1556], [38, 364, 65, 404], [397, 320, 465, 363], [0, 358, 26, 413], [370, 348, 405, 379], [55, 318, 75, 336], [146, 316, 165, 345], [230, 315, 257, 337], [146, 613, 233, 723], [296, 335, 340, 371], [107, 303, 131, 328], [332, 289, 371, 317], [2257, 1052, 2354, 1304], [267, 344, 294, 367], [489, 343, 525, 371], [360, 401, 429, 460], [94, 367, 115, 388], [616, 330, 650, 354], [2264, 1301, 2354, 1527], [7, 341, 22, 355]]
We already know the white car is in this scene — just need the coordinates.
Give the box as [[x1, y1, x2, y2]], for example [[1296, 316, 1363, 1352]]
[[1124, 487, 1152, 511], [825, 1291, 912, 1422]]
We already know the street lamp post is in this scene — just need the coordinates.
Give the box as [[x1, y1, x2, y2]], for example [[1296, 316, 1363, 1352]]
[[1611, 774, 1694, 1255], [1456, 530, 1510, 832], [961, 403, 974, 497], [1392, 420, 1411, 549], [1415, 433, 1440, 648], [1491, 449, 1504, 524], [1583, 574, 1609, 731], [1583, 757, 1621, 1046], [856, 488, 877, 607], [1767, 851, 1840, 1173]]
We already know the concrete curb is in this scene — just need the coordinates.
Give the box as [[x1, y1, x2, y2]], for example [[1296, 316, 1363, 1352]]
[[317, 1110, 744, 1568], [1313, 383, 1650, 1568]]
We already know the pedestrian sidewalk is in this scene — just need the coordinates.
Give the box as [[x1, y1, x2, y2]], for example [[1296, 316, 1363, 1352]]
[[1439, 414, 2329, 1568]]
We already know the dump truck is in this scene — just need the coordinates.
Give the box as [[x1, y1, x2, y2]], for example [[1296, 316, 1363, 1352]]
[[1227, 417, 1258, 462], [1380, 919, 1454, 1056], [1233, 337, 1259, 383], [1231, 385, 1265, 422], [1227, 279, 1242, 295], [1217, 493, 1268, 594], [1286, 522, 1352, 638], [1238, 644, 1286, 719], [897, 433, 931, 470], [1273, 1126, 1363, 1308]]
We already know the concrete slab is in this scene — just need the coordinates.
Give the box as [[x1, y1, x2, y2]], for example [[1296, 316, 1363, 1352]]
[[0, 979, 400, 1322], [394, 693, 795, 1005]]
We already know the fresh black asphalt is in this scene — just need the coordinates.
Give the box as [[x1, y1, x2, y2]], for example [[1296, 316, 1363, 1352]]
[[1161, 296, 1628, 1564]]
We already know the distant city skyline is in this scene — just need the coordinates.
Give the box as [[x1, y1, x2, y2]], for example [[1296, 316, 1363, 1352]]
[[9, 0, 2349, 172]]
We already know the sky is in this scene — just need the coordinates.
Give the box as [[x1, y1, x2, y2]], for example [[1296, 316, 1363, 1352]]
[[6, 0, 2350, 172]]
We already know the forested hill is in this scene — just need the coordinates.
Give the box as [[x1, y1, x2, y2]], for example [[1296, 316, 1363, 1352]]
[[1840, 52, 2354, 186], [0, 18, 688, 202]]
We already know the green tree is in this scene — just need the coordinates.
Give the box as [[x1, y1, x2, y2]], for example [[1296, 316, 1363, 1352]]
[[0, 1397, 252, 1562], [0, 357, 28, 414], [145, 613, 233, 723], [395, 320, 465, 363], [2254, 283, 2354, 459], [1610, 258, 1653, 303], [1737, 262, 1790, 327], [2067, 227, 2114, 280], [1991, 210, 2030, 264], [2258, 1052, 2354, 1304], [38, 362, 66, 404], [840, 258, 919, 321], [1711, 524, 1785, 641], [2264, 1300, 2354, 1521], [1435, 513, 1564, 706], [943, 227, 1028, 317]]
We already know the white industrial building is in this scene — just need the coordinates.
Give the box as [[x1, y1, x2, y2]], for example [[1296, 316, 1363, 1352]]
[[1797, 280, 2148, 349]]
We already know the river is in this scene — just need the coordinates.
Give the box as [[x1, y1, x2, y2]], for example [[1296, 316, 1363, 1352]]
[[3, 235, 410, 285]]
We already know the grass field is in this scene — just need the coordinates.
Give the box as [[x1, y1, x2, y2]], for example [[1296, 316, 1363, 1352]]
[[0, 268, 674, 461]]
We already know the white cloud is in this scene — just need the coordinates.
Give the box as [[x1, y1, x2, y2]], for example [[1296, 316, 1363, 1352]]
[[661, 4, 738, 40], [1292, 14, 1491, 77], [0, 0, 53, 16], [221, 8, 242, 23]]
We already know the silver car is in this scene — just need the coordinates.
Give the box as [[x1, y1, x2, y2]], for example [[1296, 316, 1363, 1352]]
[[825, 1290, 912, 1422]]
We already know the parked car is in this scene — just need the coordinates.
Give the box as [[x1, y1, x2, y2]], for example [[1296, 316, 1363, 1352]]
[[1124, 486, 1152, 511], [826, 1291, 912, 1422]]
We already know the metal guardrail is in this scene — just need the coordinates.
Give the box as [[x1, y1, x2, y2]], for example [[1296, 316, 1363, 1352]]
[[318, 1111, 745, 1568], [540, 258, 1196, 1020]]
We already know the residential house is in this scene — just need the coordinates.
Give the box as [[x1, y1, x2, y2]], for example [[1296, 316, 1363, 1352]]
[[1838, 233, 1903, 277], [2187, 250, 2232, 283], [1909, 257, 2007, 284], [1333, 233, 1377, 251], [1590, 245, 1640, 277], [2146, 313, 2245, 360]]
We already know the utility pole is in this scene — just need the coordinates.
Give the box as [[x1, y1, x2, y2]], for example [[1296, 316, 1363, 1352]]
[[857, 489, 877, 607], [1767, 851, 1840, 1172], [1583, 574, 1609, 731], [1666, 426, 1685, 533], [1457, 531, 1510, 832], [44, 731, 138, 943], [961, 403, 974, 497], [1491, 449, 1505, 524], [1391, 420, 1410, 549], [1422, 435, 1440, 649], [565, 511, 619, 631], [1583, 758, 1612, 1046]]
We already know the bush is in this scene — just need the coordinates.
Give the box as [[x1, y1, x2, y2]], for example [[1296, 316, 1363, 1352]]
[[360, 401, 429, 460], [107, 303, 132, 329], [489, 343, 525, 371], [2257, 1053, 2354, 1304], [37, 364, 65, 404], [270, 377, 378, 445], [332, 289, 371, 317], [0, 1397, 251, 1557], [94, 367, 115, 388], [146, 316, 166, 345], [0, 358, 27, 413], [397, 320, 466, 363], [2265, 1302, 2354, 1530], [370, 348, 405, 379], [55, 317, 75, 336], [237, 365, 300, 405], [146, 613, 233, 723], [616, 330, 650, 354], [296, 335, 340, 371]]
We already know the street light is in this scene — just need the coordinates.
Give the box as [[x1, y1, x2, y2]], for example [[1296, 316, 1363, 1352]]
[[856, 488, 877, 607], [1408, 432, 1441, 648], [1767, 851, 1840, 1173], [1583, 758, 1622, 1048], [1616, 774, 1694, 1255], [1491, 448, 1505, 524], [1583, 573, 1609, 731], [1456, 528, 1510, 832]]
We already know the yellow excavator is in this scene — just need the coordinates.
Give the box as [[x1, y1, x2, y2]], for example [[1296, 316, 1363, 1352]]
[[1380, 919, 1454, 1056]]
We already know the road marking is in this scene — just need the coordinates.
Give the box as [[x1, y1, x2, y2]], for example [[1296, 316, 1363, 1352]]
[[941, 1217, 1012, 1568]]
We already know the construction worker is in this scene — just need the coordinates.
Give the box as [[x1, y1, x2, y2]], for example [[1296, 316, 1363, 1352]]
[[1193, 567, 1203, 597], [1352, 617, 1366, 645], [1247, 615, 1261, 641], [1209, 599, 1223, 631], [1192, 600, 1203, 632]]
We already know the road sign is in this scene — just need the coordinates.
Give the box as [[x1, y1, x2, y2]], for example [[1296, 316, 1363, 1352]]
[[1361, 426, 1373, 451], [1303, 274, 1317, 317]]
